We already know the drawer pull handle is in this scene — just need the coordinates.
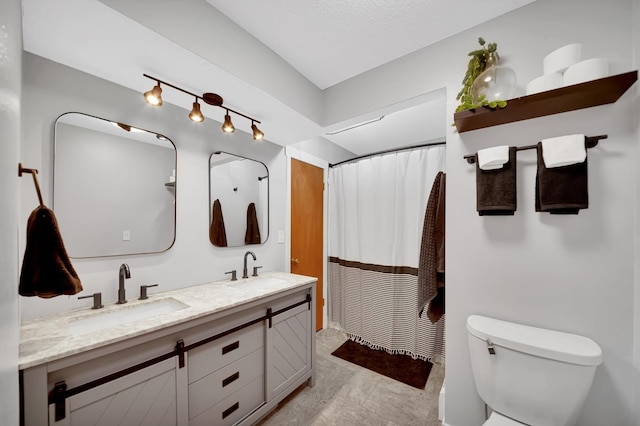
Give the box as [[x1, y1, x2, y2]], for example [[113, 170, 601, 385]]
[[222, 341, 239, 355], [222, 402, 239, 419], [222, 371, 240, 387]]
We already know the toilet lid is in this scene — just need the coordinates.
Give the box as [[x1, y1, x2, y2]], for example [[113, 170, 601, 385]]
[[482, 411, 525, 426]]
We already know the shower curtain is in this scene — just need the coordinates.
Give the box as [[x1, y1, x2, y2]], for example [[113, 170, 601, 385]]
[[328, 146, 446, 362]]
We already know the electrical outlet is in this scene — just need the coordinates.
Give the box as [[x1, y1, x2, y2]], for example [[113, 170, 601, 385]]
[[122, 230, 131, 241]]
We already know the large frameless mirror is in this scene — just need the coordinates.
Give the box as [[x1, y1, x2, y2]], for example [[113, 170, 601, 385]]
[[209, 151, 269, 247], [54, 112, 177, 258]]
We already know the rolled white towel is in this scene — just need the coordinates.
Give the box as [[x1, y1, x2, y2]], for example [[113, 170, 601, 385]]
[[477, 145, 510, 171], [541, 134, 586, 168]]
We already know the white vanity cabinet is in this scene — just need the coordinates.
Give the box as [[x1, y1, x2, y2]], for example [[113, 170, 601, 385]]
[[20, 278, 316, 426]]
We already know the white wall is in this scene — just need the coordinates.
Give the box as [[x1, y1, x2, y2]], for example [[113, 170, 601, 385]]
[[633, 0, 640, 424], [290, 137, 356, 165], [325, 0, 637, 424], [443, 2, 635, 425], [20, 52, 288, 319], [0, 1, 21, 424]]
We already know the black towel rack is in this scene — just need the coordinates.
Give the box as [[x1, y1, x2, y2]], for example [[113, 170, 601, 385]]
[[463, 134, 608, 164], [18, 163, 44, 206]]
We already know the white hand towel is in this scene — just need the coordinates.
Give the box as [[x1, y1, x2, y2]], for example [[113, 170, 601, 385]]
[[477, 145, 510, 171], [541, 134, 586, 168]]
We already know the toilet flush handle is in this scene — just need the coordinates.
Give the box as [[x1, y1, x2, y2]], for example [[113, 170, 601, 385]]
[[487, 338, 496, 355]]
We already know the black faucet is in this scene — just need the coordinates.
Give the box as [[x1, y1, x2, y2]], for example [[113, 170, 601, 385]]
[[243, 251, 257, 279], [117, 263, 131, 304]]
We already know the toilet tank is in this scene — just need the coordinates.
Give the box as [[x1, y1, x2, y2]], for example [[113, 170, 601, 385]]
[[466, 315, 602, 426]]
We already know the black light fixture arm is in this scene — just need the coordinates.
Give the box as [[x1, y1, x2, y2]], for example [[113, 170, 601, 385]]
[[142, 73, 261, 124]]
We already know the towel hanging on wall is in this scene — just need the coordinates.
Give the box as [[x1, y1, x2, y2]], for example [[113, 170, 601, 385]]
[[18, 164, 82, 298], [475, 147, 517, 216], [417, 171, 446, 323], [535, 142, 588, 214]]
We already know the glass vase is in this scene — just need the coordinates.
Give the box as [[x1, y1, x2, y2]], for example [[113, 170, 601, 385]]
[[471, 52, 517, 102]]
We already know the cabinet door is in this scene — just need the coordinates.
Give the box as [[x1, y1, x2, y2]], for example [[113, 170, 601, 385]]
[[49, 358, 183, 426], [268, 301, 312, 398]]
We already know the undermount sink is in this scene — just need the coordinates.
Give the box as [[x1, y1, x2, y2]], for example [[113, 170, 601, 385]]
[[69, 297, 188, 336], [228, 276, 288, 290]]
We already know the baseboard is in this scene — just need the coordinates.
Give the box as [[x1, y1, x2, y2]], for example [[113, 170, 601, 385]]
[[439, 379, 446, 421]]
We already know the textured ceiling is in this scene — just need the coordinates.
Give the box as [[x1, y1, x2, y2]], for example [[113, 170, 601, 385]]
[[206, 0, 535, 89]]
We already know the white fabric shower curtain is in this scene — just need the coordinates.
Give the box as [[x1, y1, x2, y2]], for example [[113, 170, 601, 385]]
[[328, 146, 446, 361]]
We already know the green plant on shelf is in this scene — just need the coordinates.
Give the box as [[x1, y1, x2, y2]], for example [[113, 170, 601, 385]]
[[455, 37, 508, 114]]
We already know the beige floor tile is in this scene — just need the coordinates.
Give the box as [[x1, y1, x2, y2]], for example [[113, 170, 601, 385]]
[[256, 327, 444, 426]]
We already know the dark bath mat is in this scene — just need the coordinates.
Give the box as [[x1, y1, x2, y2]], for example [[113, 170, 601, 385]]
[[331, 339, 433, 389]]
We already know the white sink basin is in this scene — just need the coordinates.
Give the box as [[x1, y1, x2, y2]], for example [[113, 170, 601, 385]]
[[69, 298, 188, 336], [229, 276, 288, 290]]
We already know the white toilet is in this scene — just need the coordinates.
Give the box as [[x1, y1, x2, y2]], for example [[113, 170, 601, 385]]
[[466, 315, 602, 426]]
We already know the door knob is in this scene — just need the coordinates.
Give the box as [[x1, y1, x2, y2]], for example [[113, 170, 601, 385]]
[[291, 257, 300, 264]]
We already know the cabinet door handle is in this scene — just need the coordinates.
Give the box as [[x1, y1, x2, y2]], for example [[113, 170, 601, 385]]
[[222, 371, 240, 387], [222, 402, 239, 419], [222, 341, 239, 355]]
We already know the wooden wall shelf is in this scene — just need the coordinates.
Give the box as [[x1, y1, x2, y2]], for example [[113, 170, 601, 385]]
[[454, 70, 638, 133]]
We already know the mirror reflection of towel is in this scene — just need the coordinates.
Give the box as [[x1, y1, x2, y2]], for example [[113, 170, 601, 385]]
[[19, 206, 82, 298], [245, 202, 261, 245], [209, 199, 228, 247]]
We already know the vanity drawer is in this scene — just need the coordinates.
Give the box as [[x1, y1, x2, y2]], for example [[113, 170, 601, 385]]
[[188, 321, 264, 384], [188, 375, 264, 426], [188, 348, 264, 419]]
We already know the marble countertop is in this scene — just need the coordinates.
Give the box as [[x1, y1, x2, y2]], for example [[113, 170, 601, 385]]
[[19, 271, 316, 369]]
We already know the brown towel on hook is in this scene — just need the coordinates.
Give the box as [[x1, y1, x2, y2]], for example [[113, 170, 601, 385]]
[[209, 199, 228, 247], [476, 147, 517, 216], [19, 206, 82, 298], [245, 202, 261, 245], [417, 171, 445, 323], [535, 142, 588, 214]]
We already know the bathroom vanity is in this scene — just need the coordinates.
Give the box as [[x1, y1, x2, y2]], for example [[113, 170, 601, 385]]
[[19, 272, 316, 426]]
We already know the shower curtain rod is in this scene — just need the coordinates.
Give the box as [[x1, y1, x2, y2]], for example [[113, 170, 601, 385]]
[[329, 140, 446, 168]]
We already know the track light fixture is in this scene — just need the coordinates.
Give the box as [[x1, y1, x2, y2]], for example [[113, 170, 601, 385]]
[[142, 74, 263, 140]]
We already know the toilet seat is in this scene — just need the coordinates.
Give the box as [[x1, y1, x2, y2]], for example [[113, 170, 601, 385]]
[[482, 411, 526, 425]]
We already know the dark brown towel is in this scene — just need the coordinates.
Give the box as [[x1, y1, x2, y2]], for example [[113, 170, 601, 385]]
[[244, 202, 261, 245], [209, 199, 228, 247], [417, 172, 445, 323], [19, 206, 82, 298], [476, 147, 517, 216], [535, 142, 588, 214]]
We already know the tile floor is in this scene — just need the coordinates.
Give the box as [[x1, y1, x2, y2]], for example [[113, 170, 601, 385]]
[[257, 327, 445, 426]]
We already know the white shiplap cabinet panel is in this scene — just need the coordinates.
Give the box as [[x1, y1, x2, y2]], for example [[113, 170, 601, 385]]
[[268, 302, 311, 397], [50, 358, 180, 426]]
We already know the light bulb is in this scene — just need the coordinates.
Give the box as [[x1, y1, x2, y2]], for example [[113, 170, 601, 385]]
[[143, 83, 163, 106], [222, 113, 235, 133], [252, 123, 264, 141], [189, 101, 204, 122]]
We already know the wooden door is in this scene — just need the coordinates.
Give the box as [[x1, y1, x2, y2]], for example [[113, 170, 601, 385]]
[[291, 158, 324, 331]]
